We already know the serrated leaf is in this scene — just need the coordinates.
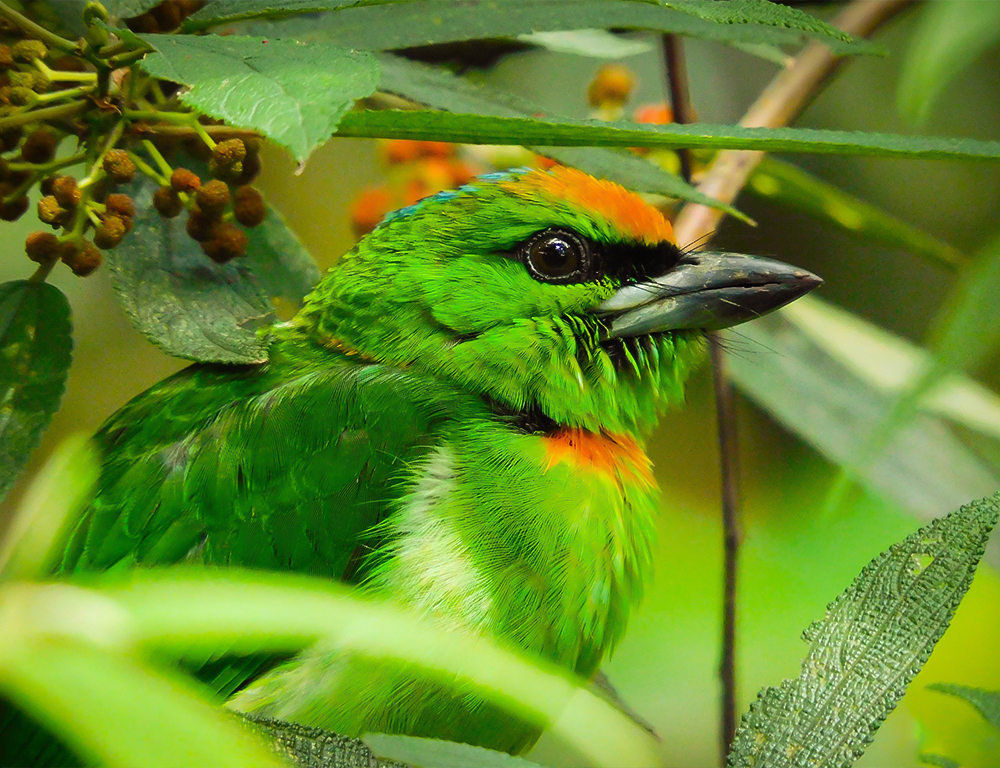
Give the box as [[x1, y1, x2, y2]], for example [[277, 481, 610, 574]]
[[332, 110, 1000, 161], [725, 298, 1000, 566], [138, 34, 379, 161], [243, 204, 322, 311], [376, 54, 746, 218], [106, 178, 272, 364], [186, 0, 878, 54], [747, 157, 965, 271], [728, 493, 1000, 768], [365, 734, 545, 768], [0, 611, 282, 768], [898, 0, 1000, 125], [0, 435, 98, 583], [0, 280, 72, 503], [920, 754, 962, 768], [928, 684, 1000, 731]]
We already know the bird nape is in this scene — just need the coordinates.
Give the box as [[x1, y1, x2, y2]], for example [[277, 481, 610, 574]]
[[3, 166, 821, 762]]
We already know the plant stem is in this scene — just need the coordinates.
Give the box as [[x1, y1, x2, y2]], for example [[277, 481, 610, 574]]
[[662, 34, 693, 183], [35, 59, 97, 83], [141, 139, 173, 178], [0, 100, 88, 130], [0, 0, 78, 54], [8, 151, 86, 174]]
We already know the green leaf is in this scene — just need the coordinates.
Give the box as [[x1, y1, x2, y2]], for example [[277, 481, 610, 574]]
[[106, 0, 165, 18], [920, 754, 962, 768], [245, 715, 405, 768], [365, 734, 546, 768], [728, 493, 1000, 768], [928, 684, 1000, 731], [0, 435, 98, 583], [518, 29, 652, 59], [898, 0, 1000, 125], [83, 568, 661, 768], [332, 110, 1000, 161], [138, 34, 379, 161], [0, 602, 283, 768], [724, 298, 1000, 565], [746, 157, 966, 271], [107, 178, 271, 364], [187, 0, 878, 54], [376, 54, 746, 218], [0, 280, 72, 503], [243, 204, 322, 312]]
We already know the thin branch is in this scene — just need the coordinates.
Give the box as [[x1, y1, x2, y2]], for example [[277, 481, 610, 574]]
[[0, 100, 89, 131], [662, 34, 693, 182]]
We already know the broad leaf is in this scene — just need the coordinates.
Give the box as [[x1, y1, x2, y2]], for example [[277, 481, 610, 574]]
[[243, 204, 322, 312], [185, 0, 877, 54], [0, 617, 282, 768], [0, 436, 98, 582], [366, 734, 545, 768], [0, 281, 72, 503], [518, 29, 652, 59], [725, 298, 1000, 566], [728, 493, 1000, 768], [898, 0, 1000, 125], [86, 568, 661, 768], [138, 34, 379, 161], [106, 177, 313, 364], [332, 110, 1000, 161], [376, 54, 746, 218], [747, 157, 965, 271], [928, 684, 1000, 730]]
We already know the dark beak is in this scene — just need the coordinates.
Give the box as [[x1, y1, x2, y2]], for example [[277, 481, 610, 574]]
[[592, 252, 822, 339]]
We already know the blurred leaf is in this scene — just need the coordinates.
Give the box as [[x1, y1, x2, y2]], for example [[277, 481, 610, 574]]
[[138, 34, 379, 161], [333, 110, 1000, 161], [87, 567, 661, 768], [244, 204, 322, 311], [898, 0, 1000, 125], [365, 734, 545, 768], [376, 54, 746, 218], [0, 280, 72, 503], [747, 157, 966, 271], [0, 601, 283, 768], [728, 493, 1000, 768], [724, 298, 1000, 566], [106, 0, 165, 18], [107, 177, 272, 364], [0, 435, 98, 582], [928, 684, 1000, 731], [929, 231, 1000, 375], [517, 29, 652, 58], [189, 0, 877, 54], [920, 755, 962, 768], [729, 41, 792, 66]]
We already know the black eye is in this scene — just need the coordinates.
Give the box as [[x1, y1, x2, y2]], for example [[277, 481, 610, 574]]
[[520, 228, 594, 284]]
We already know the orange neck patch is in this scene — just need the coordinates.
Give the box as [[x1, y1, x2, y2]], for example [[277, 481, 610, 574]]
[[508, 166, 676, 245], [542, 428, 654, 488]]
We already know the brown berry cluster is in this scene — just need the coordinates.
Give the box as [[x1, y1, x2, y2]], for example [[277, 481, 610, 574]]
[[126, 1, 205, 34], [153, 138, 266, 263]]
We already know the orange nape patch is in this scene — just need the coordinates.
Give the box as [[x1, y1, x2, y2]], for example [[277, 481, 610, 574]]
[[542, 428, 654, 488], [509, 166, 675, 246]]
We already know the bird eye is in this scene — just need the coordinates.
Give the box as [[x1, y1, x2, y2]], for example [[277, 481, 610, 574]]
[[520, 228, 593, 284]]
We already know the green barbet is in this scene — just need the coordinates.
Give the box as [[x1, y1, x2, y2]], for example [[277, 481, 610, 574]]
[[14, 167, 821, 757]]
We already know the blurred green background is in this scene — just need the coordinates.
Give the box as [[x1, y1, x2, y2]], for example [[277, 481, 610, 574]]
[[3, 5, 1000, 767]]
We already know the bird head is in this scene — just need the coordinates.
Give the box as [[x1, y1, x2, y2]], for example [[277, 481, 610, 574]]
[[290, 166, 820, 435]]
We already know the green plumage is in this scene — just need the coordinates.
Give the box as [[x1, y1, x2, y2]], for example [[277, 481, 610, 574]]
[[4, 166, 822, 763]]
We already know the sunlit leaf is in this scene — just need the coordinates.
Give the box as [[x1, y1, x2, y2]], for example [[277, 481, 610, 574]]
[[0, 436, 98, 582], [928, 684, 1000, 731], [139, 34, 379, 161], [366, 733, 546, 768], [898, 0, 1000, 125], [332, 110, 1000, 161], [728, 493, 1000, 768], [518, 29, 651, 59], [0, 280, 72, 503]]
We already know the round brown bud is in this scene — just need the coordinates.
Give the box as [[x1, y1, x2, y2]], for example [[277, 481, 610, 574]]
[[195, 179, 230, 216], [11, 40, 47, 63], [60, 239, 102, 276], [153, 185, 183, 218], [0, 189, 28, 221], [104, 193, 135, 220], [212, 138, 246, 166], [0, 45, 13, 69], [170, 167, 201, 193], [37, 195, 66, 226], [233, 151, 261, 185], [39, 175, 55, 195], [208, 156, 242, 182], [587, 64, 636, 108], [8, 87, 33, 106], [202, 223, 248, 263], [93, 215, 126, 249], [185, 208, 215, 241], [21, 129, 57, 163], [25, 231, 59, 263], [51, 175, 81, 207], [102, 149, 135, 183], [233, 186, 265, 227]]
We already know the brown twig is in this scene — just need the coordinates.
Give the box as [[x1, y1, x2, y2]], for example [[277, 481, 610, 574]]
[[668, 1, 914, 761]]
